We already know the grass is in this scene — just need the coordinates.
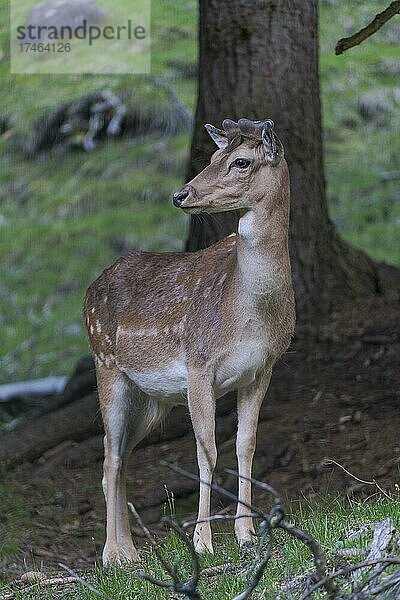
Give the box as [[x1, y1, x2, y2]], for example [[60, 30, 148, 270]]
[[0, 481, 33, 561], [1, 493, 399, 598], [0, 2, 399, 385]]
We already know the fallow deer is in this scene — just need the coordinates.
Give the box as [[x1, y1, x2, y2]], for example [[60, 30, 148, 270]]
[[84, 118, 295, 565]]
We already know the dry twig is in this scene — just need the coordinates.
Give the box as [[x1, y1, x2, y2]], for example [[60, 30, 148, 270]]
[[224, 469, 337, 599], [164, 463, 338, 599], [323, 458, 394, 500], [350, 518, 396, 595], [128, 502, 201, 599], [335, 1, 400, 55], [302, 557, 400, 599], [58, 563, 111, 599]]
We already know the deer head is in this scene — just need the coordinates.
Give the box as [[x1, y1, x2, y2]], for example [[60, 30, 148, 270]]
[[173, 118, 286, 213]]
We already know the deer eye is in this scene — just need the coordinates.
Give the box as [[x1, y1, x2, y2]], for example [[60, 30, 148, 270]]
[[232, 158, 251, 169]]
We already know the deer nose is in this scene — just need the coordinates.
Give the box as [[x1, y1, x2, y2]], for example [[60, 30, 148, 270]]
[[173, 190, 189, 207]]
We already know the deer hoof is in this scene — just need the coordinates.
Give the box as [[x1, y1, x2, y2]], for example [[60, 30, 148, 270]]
[[102, 546, 140, 566], [193, 525, 214, 555], [194, 538, 214, 555], [235, 519, 256, 548]]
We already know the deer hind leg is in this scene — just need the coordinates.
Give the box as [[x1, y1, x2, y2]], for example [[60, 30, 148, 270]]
[[188, 371, 216, 554], [235, 370, 272, 547], [97, 364, 165, 565]]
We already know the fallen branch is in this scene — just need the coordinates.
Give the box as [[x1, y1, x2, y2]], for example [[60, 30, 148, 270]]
[[128, 503, 201, 599], [224, 469, 337, 599], [163, 463, 338, 598], [0, 575, 78, 600], [58, 563, 111, 599], [302, 557, 400, 599], [335, 1, 400, 55], [0, 376, 67, 402], [351, 518, 396, 593], [137, 465, 400, 599]]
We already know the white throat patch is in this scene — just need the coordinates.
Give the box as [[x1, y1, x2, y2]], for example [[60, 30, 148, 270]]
[[238, 211, 254, 239]]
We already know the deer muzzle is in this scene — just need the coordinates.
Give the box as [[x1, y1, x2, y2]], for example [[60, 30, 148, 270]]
[[172, 185, 204, 212]]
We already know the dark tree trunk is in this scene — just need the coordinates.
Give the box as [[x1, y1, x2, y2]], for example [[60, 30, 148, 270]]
[[186, 0, 380, 314]]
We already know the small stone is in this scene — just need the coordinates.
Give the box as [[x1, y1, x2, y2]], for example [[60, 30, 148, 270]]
[[20, 571, 46, 583]]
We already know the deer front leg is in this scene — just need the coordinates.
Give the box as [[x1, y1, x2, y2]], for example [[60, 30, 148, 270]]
[[188, 371, 217, 554], [235, 370, 272, 547]]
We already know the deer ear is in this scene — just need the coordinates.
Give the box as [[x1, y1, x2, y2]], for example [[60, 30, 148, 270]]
[[262, 123, 283, 166], [205, 124, 229, 149]]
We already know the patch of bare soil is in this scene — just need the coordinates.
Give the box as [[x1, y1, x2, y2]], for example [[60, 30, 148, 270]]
[[0, 297, 399, 581]]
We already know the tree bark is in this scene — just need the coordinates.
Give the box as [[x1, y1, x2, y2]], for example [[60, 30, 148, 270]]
[[186, 0, 380, 314]]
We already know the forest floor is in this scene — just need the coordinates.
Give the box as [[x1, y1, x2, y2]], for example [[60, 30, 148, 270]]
[[1, 292, 399, 588]]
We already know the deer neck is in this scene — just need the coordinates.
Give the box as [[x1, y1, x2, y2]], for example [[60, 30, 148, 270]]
[[235, 192, 291, 298]]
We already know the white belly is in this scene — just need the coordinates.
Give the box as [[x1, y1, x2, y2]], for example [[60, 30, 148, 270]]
[[120, 360, 188, 400], [215, 337, 267, 392], [118, 336, 268, 400]]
